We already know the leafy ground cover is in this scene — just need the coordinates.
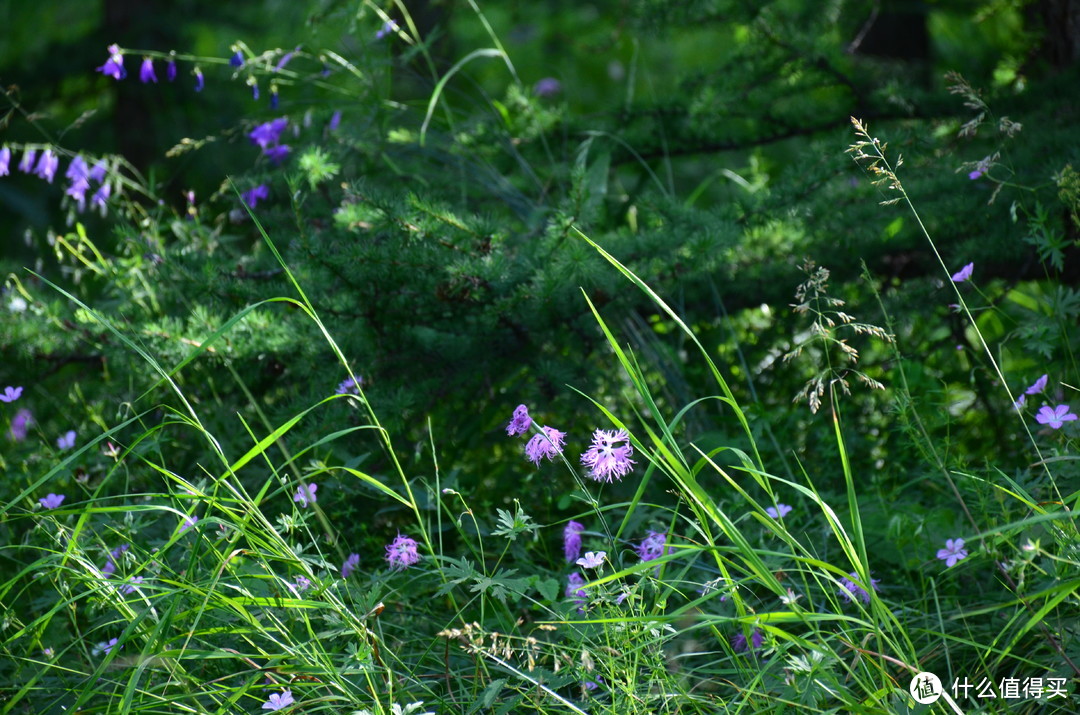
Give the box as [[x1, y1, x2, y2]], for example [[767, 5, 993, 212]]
[[1, 1, 1078, 712]]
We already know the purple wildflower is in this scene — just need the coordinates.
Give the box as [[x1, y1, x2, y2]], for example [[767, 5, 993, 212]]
[[293, 483, 317, 507], [838, 572, 880, 604], [506, 404, 532, 436], [88, 159, 107, 183], [39, 493, 65, 509], [1013, 394, 1026, 411], [91, 183, 111, 213], [251, 81, 260, 101], [56, 430, 76, 450], [121, 576, 144, 594], [269, 86, 279, 109], [0, 386, 22, 402], [193, 67, 205, 92], [765, 503, 793, 519], [292, 575, 311, 593], [385, 534, 421, 570], [229, 50, 244, 68], [565, 572, 587, 604], [261, 690, 294, 711], [0, 146, 9, 176], [34, 149, 59, 183], [341, 553, 360, 578], [968, 170, 983, 180], [534, 77, 562, 97], [375, 20, 398, 40], [525, 426, 566, 465], [242, 184, 270, 208], [636, 531, 671, 562], [66, 155, 88, 182], [731, 628, 764, 653], [580, 428, 636, 483], [96, 44, 126, 80], [102, 637, 119, 655], [9, 408, 32, 441], [576, 551, 606, 569], [167, 58, 177, 82], [584, 678, 603, 691], [563, 521, 585, 563], [276, 49, 297, 70], [1024, 374, 1048, 395], [18, 148, 37, 173], [936, 538, 968, 567], [951, 262, 974, 283], [139, 58, 157, 83], [328, 110, 342, 131], [180, 515, 199, 533], [67, 178, 90, 211], [101, 544, 129, 577], [264, 144, 291, 163], [1035, 404, 1077, 430], [335, 376, 363, 394]]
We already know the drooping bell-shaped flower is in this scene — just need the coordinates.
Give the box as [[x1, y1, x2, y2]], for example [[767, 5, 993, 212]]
[[34, 149, 59, 183], [96, 44, 126, 80], [139, 57, 157, 83], [193, 67, 204, 92]]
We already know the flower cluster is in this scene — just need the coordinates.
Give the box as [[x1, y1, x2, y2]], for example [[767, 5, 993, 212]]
[[0, 147, 112, 214], [636, 531, 672, 562], [335, 375, 363, 395], [731, 628, 764, 654]]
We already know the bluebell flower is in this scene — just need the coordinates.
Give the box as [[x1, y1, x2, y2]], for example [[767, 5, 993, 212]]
[[34, 149, 59, 183], [167, 56, 177, 82], [563, 521, 584, 563], [139, 58, 157, 83], [193, 67, 205, 92], [88, 160, 107, 183], [229, 50, 244, 68], [91, 183, 111, 213], [242, 184, 270, 208], [18, 148, 37, 173], [96, 44, 126, 80], [0, 147, 10, 176], [328, 110, 342, 131], [269, 86, 279, 109]]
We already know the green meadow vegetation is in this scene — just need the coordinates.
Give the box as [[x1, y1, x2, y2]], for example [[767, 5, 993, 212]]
[[1, 1, 1078, 712]]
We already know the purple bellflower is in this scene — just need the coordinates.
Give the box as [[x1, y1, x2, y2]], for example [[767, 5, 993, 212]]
[[67, 178, 90, 211], [242, 184, 270, 208], [951, 262, 974, 283], [563, 521, 585, 563], [66, 156, 88, 182], [1035, 404, 1078, 429], [276, 49, 298, 70], [9, 408, 32, 441], [121, 576, 144, 594], [39, 493, 65, 509], [525, 426, 566, 465], [968, 170, 983, 180], [34, 150, 58, 183], [229, 50, 244, 68], [580, 428, 636, 483], [88, 160, 107, 183], [269, 86, 279, 109], [167, 57, 177, 82], [0, 386, 22, 402], [936, 538, 968, 567], [328, 110, 342, 131], [505, 404, 532, 436], [193, 67, 204, 92], [262, 690, 294, 711], [96, 44, 126, 80], [1024, 374, 1048, 395], [293, 483, 317, 507], [91, 183, 111, 213], [139, 58, 157, 83], [376, 20, 398, 40], [386, 534, 421, 570], [264, 143, 290, 163], [1013, 394, 1026, 411], [341, 553, 359, 578], [0, 147, 10, 176], [18, 148, 37, 173], [838, 572, 880, 604], [180, 515, 199, 533]]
